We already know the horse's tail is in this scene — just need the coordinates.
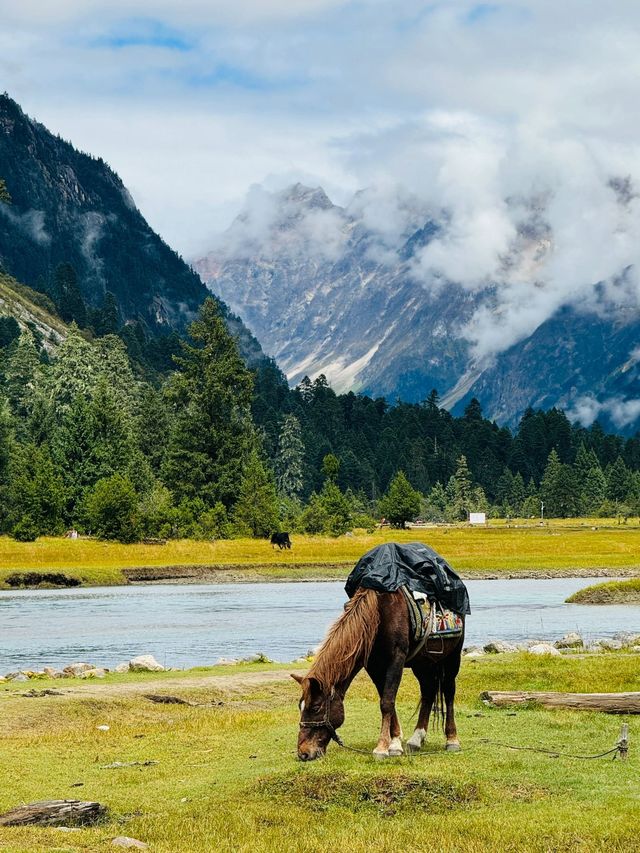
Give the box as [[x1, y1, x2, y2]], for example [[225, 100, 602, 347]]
[[431, 664, 446, 730]]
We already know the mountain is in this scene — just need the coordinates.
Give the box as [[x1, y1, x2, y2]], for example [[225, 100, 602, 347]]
[[0, 94, 264, 365], [0, 271, 67, 352], [196, 183, 640, 433]]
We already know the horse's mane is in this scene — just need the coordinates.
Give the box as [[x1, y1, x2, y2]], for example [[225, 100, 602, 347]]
[[307, 587, 380, 691]]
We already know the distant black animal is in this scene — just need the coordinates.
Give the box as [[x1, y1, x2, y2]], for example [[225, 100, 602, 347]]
[[271, 532, 292, 550]]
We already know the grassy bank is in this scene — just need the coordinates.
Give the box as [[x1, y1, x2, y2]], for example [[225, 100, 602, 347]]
[[0, 654, 638, 852], [567, 577, 640, 604], [2, 522, 640, 587]]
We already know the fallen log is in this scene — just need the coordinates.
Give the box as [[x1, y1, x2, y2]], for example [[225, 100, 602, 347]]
[[0, 799, 106, 826], [481, 690, 640, 714]]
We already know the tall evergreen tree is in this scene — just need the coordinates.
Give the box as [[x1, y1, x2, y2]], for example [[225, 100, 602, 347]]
[[275, 414, 304, 500], [4, 329, 42, 419], [447, 455, 473, 520], [52, 263, 87, 327], [606, 456, 631, 502], [232, 449, 279, 537], [162, 298, 255, 508], [581, 466, 607, 514]]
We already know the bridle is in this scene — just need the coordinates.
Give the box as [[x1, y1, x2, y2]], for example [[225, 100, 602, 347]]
[[298, 688, 344, 746]]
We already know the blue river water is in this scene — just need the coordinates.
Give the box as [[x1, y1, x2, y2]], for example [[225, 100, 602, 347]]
[[1, 578, 638, 671]]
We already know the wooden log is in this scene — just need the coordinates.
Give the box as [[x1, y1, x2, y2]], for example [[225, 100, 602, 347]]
[[481, 690, 640, 713], [0, 799, 106, 827]]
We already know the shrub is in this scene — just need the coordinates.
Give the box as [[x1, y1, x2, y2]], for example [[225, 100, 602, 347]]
[[83, 473, 139, 542]]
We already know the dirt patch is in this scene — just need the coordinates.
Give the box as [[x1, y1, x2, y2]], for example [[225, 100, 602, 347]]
[[259, 771, 479, 817], [5, 571, 82, 588], [123, 563, 351, 583]]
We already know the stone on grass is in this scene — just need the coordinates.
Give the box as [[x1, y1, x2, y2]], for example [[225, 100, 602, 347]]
[[597, 638, 623, 651], [63, 662, 95, 677], [554, 632, 583, 649], [96, 725, 110, 731], [128, 655, 164, 672], [614, 632, 640, 647], [215, 657, 239, 665], [8, 673, 29, 682], [527, 643, 561, 656], [483, 641, 518, 654], [111, 837, 148, 849], [80, 668, 106, 679], [114, 662, 130, 673], [43, 667, 66, 679]]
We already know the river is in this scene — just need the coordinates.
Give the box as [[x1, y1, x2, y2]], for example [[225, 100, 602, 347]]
[[1, 577, 639, 672]]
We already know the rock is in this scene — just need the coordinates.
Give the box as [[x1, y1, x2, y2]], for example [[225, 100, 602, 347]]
[[0, 676, 6, 682], [63, 662, 95, 677], [111, 837, 148, 849], [554, 632, 584, 649], [463, 646, 484, 656], [483, 641, 518, 654], [128, 655, 164, 672], [43, 667, 66, 679], [215, 657, 239, 665], [597, 638, 623, 651], [0, 799, 106, 827], [8, 673, 29, 682], [614, 632, 640, 647], [114, 662, 130, 673], [80, 668, 106, 679], [527, 643, 561, 656], [464, 649, 486, 658], [96, 725, 110, 731], [242, 653, 273, 663]]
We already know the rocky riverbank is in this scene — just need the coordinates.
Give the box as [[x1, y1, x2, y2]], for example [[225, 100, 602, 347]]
[[2, 633, 639, 683]]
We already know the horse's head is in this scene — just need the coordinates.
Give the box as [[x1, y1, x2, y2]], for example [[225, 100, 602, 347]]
[[291, 673, 345, 761]]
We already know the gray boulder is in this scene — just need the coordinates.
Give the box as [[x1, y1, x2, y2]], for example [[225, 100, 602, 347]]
[[554, 632, 584, 649], [528, 643, 561, 656], [128, 655, 164, 672], [63, 662, 96, 677], [7, 672, 29, 682], [114, 662, 130, 673], [111, 838, 148, 849], [483, 641, 518, 654]]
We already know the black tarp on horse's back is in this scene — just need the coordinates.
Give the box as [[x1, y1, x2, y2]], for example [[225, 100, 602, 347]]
[[345, 541, 470, 615]]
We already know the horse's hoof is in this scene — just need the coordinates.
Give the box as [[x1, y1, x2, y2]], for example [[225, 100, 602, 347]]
[[373, 750, 389, 760], [388, 748, 403, 757], [445, 741, 461, 752], [406, 740, 422, 754]]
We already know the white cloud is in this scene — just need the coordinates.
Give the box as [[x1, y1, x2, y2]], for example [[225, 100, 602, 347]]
[[3, 0, 640, 362], [568, 394, 640, 429]]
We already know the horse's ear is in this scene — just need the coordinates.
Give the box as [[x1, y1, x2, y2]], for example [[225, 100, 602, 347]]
[[290, 673, 304, 684]]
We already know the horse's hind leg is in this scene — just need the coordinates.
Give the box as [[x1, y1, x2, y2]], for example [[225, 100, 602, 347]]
[[406, 662, 438, 753], [443, 649, 462, 752]]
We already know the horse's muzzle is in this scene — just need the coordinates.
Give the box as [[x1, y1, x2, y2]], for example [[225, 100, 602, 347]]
[[297, 747, 324, 761]]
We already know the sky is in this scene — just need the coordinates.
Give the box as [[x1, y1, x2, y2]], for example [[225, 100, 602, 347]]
[[3, 1, 640, 408]]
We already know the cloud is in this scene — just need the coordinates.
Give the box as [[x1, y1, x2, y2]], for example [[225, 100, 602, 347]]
[[568, 394, 640, 429], [3, 0, 640, 364]]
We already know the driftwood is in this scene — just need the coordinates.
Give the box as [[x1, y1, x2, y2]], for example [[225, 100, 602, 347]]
[[0, 799, 106, 826], [481, 690, 640, 714]]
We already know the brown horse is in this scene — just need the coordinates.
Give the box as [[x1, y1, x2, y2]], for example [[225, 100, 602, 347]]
[[292, 587, 464, 760]]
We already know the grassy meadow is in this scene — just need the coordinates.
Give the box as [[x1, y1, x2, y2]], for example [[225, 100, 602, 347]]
[[567, 577, 640, 604], [0, 654, 638, 852], [2, 520, 640, 587]]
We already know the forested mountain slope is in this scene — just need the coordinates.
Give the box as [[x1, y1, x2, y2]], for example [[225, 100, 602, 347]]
[[0, 94, 264, 367], [197, 183, 640, 434]]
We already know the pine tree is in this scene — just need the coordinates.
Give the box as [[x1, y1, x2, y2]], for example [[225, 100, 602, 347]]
[[4, 329, 42, 419], [162, 298, 255, 508], [48, 325, 100, 414], [94, 291, 120, 336], [275, 414, 304, 500], [447, 455, 473, 520], [510, 472, 526, 514], [52, 263, 87, 327], [606, 456, 630, 502], [321, 453, 340, 483], [378, 471, 422, 528], [7, 443, 65, 535], [232, 449, 279, 537], [540, 449, 579, 517], [137, 387, 171, 473], [582, 466, 607, 515]]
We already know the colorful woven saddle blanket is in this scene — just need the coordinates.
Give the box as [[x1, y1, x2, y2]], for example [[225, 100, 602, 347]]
[[401, 585, 464, 645]]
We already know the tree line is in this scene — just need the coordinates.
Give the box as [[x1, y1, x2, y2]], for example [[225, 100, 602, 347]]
[[2, 295, 640, 542]]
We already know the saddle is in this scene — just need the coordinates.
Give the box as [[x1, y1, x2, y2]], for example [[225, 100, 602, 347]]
[[400, 585, 463, 661]]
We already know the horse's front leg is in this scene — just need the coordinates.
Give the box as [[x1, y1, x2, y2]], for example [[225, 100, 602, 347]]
[[368, 652, 405, 759]]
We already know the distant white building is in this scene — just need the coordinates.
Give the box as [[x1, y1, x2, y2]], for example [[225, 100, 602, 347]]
[[469, 512, 486, 525]]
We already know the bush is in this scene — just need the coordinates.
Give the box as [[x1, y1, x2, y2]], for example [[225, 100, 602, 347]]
[[12, 515, 39, 542], [83, 473, 139, 542]]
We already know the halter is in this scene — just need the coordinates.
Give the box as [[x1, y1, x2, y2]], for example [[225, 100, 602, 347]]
[[298, 688, 344, 746]]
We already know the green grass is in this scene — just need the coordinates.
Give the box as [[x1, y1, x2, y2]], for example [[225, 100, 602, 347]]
[[566, 577, 640, 604], [2, 521, 640, 588], [0, 654, 638, 852]]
